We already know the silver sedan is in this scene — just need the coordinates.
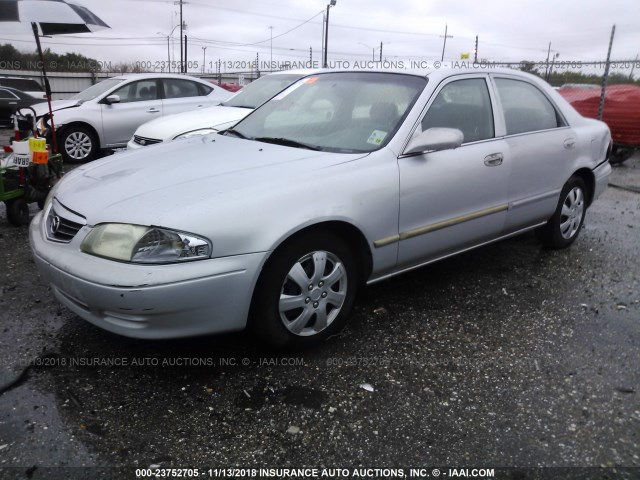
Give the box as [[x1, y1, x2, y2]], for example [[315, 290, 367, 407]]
[[29, 68, 612, 348]]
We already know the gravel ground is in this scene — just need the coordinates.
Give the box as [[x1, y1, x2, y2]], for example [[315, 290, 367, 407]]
[[0, 128, 638, 479]]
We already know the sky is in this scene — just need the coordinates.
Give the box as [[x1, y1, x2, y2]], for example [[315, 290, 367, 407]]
[[1, 0, 639, 75]]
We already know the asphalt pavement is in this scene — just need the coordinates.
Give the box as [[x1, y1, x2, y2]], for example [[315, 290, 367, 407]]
[[0, 129, 638, 479]]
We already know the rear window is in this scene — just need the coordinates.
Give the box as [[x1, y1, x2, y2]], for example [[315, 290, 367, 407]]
[[0, 78, 43, 92]]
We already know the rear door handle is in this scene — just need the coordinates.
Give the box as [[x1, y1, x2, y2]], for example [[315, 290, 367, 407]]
[[564, 138, 576, 149], [147, 108, 160, 113], [484, 153, 503, 166]]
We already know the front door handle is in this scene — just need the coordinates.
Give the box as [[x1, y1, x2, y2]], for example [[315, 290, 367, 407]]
[[147, 108, 160, 113], [564, 138, 576, 149], [484, 153, 503, 166]]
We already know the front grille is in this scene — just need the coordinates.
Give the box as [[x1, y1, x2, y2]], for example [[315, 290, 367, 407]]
[[46, 207, 84, 243], [133, 135, 162, 147]]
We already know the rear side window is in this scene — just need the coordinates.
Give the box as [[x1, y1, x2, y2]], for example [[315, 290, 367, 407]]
[[421, 78, 495, 143], [163, 79, 202, 99], [0, 78, 43, 92], [198, 83, 213, 96], [0, 88, 19, 99], [495, 78, 564, 135]]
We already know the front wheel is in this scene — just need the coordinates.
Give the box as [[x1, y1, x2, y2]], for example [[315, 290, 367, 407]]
[[250, 232, 358, 349], [60, 126, 98, 163], [536, 176, 588, 249]]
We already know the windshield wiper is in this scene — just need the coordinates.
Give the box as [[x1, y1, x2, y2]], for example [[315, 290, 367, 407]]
[[254, 137, 321, 151], [223, 128, 249, 139]]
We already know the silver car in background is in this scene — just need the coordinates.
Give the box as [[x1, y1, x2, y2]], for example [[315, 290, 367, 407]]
[[30, 69, 611, 349], [32, 73, 232, 163], [127, 71, 311, 149]]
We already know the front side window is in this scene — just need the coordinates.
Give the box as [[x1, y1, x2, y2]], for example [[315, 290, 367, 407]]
[[72, 78, 124, 102], [112, 80, 159, 103], [421, 78, 494, 143], [495, 78, 564, 135], [231, 72, 427, 153]]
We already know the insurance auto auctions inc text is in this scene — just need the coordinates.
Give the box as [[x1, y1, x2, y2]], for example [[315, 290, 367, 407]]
[[173, 467, 496, 478]]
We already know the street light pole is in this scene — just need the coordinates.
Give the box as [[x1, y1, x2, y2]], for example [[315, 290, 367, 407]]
[[323, 0, 336, 68], [202, 46, 207, 74], [358, 42, 374, 61], [159, 24, 181, 73]]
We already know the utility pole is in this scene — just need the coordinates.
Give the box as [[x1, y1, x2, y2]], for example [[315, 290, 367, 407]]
[[184, 35, 188, 73], [380, 41, 383, 62], [310, 47, 313, 65], [629, 53, 638, 81], [321, 12, 325, 67], [174, 0, 187, 73], [269, 26, 274, 71], [598, 25, 616, 121], [201, 46, 207, 74], [474, 35, 478, 63], [547, 52, 559, 82], [544, 42, 551, 78], [440, 24, 453, 62]]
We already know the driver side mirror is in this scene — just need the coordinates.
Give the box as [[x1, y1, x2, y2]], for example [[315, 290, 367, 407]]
[[403, 127, 464, 155], [104, 94, 121, 105]]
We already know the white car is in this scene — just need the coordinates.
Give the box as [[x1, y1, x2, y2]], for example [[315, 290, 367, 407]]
[[127, 71, 309, 149], [33, 73, 232, 162]]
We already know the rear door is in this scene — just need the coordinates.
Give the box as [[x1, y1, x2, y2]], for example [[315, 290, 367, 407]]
[[100, 79, 163, 146], [160, 78, 215, 117], [490, 75, 577, 232]]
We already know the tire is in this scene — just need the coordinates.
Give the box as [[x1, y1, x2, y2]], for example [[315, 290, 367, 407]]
[[536, 176, 588, 249], [60, 126, 98, 163], [250, 232, 358, 349], [609, 146, 635, 165], [6, 198, 30, 226]]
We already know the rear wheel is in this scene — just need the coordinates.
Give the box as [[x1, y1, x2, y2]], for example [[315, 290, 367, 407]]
[[536, 176, 587, 249], [6, 198, 30, 226], [250, 232, 358, 349]]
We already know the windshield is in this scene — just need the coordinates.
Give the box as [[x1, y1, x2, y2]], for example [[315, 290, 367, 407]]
[[221, 74, 304, 109], [71, 78, 124, 102], [230, 72, 427, 153]]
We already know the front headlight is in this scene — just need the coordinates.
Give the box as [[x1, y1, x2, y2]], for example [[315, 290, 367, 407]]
[[173, 128, 217, 140], [80, 224, 211, 264], [42, 179, 63, 213], [36, 116, 50, 137]]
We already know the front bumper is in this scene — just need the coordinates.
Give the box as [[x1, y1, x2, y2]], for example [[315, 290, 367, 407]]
[[29, 211, 266, 339]]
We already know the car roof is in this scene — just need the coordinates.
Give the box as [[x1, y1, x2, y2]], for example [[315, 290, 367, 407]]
[[110, 73, 213, 83]]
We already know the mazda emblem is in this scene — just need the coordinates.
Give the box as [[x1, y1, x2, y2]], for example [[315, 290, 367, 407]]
[[51, 215, 61, 234]]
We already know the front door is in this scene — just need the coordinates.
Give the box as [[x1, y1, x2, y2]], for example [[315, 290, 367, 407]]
[[397, 75, 510, 268], [101, 79, 163, 146]]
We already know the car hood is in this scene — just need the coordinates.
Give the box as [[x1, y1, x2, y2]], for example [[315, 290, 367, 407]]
[[32, 99, 82, 117], [55, 134, 368, 227], [133, 106, 251, 141]]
